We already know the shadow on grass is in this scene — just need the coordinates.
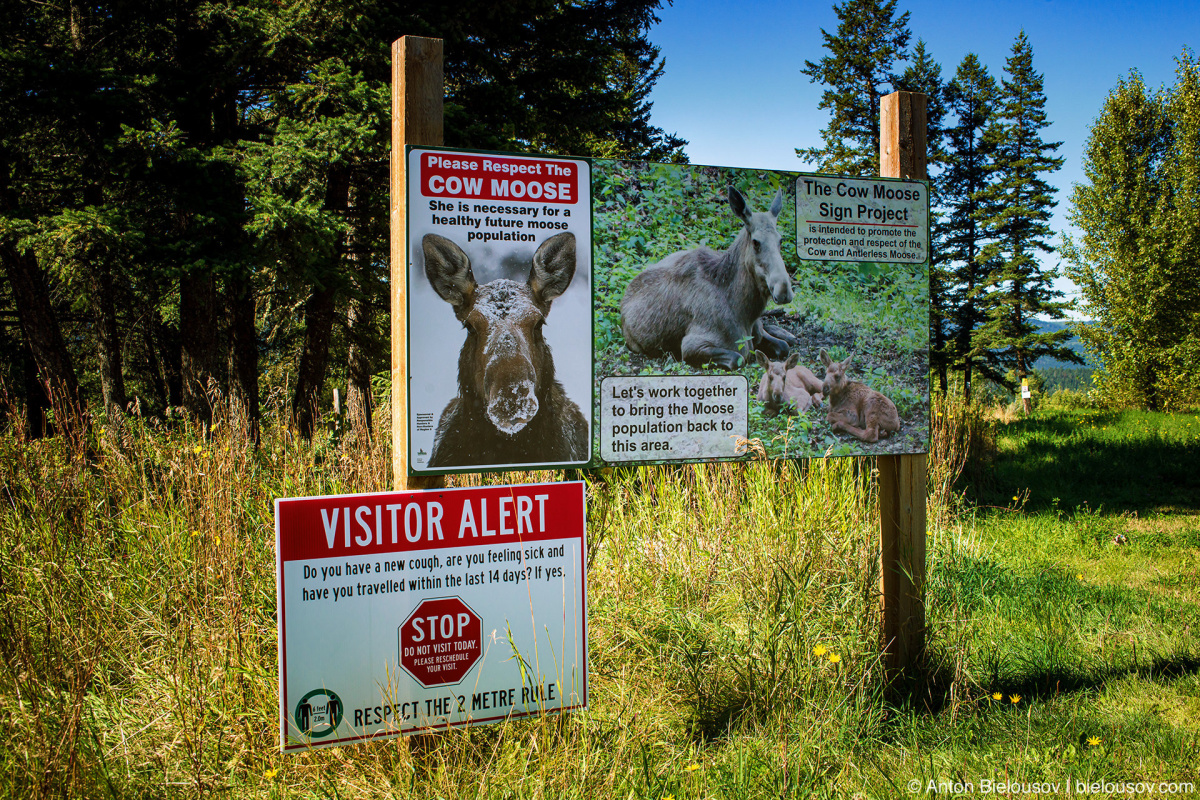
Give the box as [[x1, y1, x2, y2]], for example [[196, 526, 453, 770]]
[[904, 651, 1200, 719], [976, 415, 1200, 513], [898, 553, 1200, 715]]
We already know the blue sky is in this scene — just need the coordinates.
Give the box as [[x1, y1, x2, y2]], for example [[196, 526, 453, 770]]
[[645, 0, 1200, 307]]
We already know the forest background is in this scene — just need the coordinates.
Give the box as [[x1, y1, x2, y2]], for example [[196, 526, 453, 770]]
[[3, 0, 1199, 433]]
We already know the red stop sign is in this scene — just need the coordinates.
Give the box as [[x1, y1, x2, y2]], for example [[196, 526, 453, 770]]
[[399, 597, 483, 687]]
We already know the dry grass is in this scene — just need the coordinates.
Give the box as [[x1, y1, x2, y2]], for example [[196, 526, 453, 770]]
[[2, 393, 1195, 798]]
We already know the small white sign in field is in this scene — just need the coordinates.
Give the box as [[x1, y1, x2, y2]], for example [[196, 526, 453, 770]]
[[276, 482, 587, 751], [795, 174, 929, 265]]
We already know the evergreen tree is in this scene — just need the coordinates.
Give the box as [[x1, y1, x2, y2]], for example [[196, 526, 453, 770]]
[[0, 0, 685, 435], [939, 54, 1003, 399], [974, 32, 1078, 408], [894, 40, 951, 389], [1063, 54, 1200, 409], [798, 0, 911, 176]]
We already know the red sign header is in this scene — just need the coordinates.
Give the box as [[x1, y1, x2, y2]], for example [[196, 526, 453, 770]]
[[419, 153, 579, 204], [276, 482, 585, 562]]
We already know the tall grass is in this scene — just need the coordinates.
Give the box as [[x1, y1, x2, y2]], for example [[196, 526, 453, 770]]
[[2, 395, 1196, 798]]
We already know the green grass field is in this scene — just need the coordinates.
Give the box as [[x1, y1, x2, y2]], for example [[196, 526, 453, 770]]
[[0, 403, 1197, 798]]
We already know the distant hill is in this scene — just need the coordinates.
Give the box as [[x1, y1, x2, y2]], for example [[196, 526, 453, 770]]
[[1032, 318, 1094, 370]]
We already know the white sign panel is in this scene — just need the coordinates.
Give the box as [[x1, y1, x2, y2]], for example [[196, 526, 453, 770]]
[[795, 174, 928, 264], [277, 482, 587, 751], [406, 146, 593, 474], [601, 375, 748, 462]]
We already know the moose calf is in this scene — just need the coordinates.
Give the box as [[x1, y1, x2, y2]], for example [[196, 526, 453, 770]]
[[423, 232, 588, 467], [755, 351, 822, 417], [819, 349, 901, 443]]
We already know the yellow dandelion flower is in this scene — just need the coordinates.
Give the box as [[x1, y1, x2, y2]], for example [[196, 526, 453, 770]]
[[1010, 694, 1021, 704], [264, 767, 279, 779], [1086, 736, 1101, 747], [828, 653, 841, 664], [1076, 573, 1083, 580], [992, 692, 1002, 701], [193, 445, 202, 455], [685, 763, 700, 773], [665, 795, 675, 800], [813, 645, 827, 657]]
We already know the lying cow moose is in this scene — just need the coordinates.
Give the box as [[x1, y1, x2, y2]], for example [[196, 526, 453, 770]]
[[423, 232, 588, 467], [620, 186, 799, 369]]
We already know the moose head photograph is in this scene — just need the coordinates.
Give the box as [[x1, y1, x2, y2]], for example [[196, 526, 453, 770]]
[[408, 229, 592, 471], [592, 160, 930, 461]]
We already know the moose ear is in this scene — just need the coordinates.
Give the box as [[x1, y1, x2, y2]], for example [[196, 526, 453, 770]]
[[769, 189, 783, 219], [842, 351, 856, 370], [529, 232, 576, 310], [784, 352, 800, 371], [754, 350, 770, 369], [819, 348, 832, 368], [728, 186, 752, 225], [424, 234, 476, 314]]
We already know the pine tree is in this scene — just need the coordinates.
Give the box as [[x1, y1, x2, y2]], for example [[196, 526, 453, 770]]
[[798, 0, 911, 176], [894, 40, 951, 389], [939, 54, 1003, 399], [1063, 54, 1200, 409], [974, 32, 1078, 408]]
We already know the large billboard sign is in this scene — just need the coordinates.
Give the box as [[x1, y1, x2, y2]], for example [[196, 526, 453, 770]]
[[405, 148, 931, 473], [277, 482, 587, 750]]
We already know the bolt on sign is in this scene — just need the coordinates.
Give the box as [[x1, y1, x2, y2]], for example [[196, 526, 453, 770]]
[[402, 150, 931, 473], [276, 482, 587, 750]]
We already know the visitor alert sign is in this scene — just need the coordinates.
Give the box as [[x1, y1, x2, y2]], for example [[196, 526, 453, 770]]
[[276, 482, 587, 751]]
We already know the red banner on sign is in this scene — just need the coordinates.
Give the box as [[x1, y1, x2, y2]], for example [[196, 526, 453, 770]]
[[276, 482, 585, 562], [419, 152, 579, 204]]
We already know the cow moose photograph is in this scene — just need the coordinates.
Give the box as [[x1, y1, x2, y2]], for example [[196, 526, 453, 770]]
[[408, 229, 592, 471], [592, 159, 930, 461]]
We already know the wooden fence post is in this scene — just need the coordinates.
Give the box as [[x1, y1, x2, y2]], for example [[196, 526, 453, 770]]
[[878, 90, 928, 680], [391, 36, 447, 491]]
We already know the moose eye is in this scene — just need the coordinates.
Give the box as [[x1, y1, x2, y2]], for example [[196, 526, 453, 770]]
[[752, 238, 762, 252]]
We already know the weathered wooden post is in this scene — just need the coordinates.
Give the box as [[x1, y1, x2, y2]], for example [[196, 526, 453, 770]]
[[878, 90, 928, 680], [392, 36, 447, 491]]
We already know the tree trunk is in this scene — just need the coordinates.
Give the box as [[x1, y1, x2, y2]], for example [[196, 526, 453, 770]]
[[180, 271, 219, 424], [345, 178, 376, 436], [292, 165, 352, 439], [21, 337, 51, 438], [291, 286, 337, 439], [1, 242, 80, 411], [91, 263, 127, 420], [228, 275, 260, 438]]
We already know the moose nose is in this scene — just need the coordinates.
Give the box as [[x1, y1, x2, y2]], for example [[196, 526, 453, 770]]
[[486, 379, 539, 435], [772, 278, 794, 305]]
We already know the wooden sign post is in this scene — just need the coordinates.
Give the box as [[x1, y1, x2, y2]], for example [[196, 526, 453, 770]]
[[392, 36, 446, 491], [878, 91, 928, 680]]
